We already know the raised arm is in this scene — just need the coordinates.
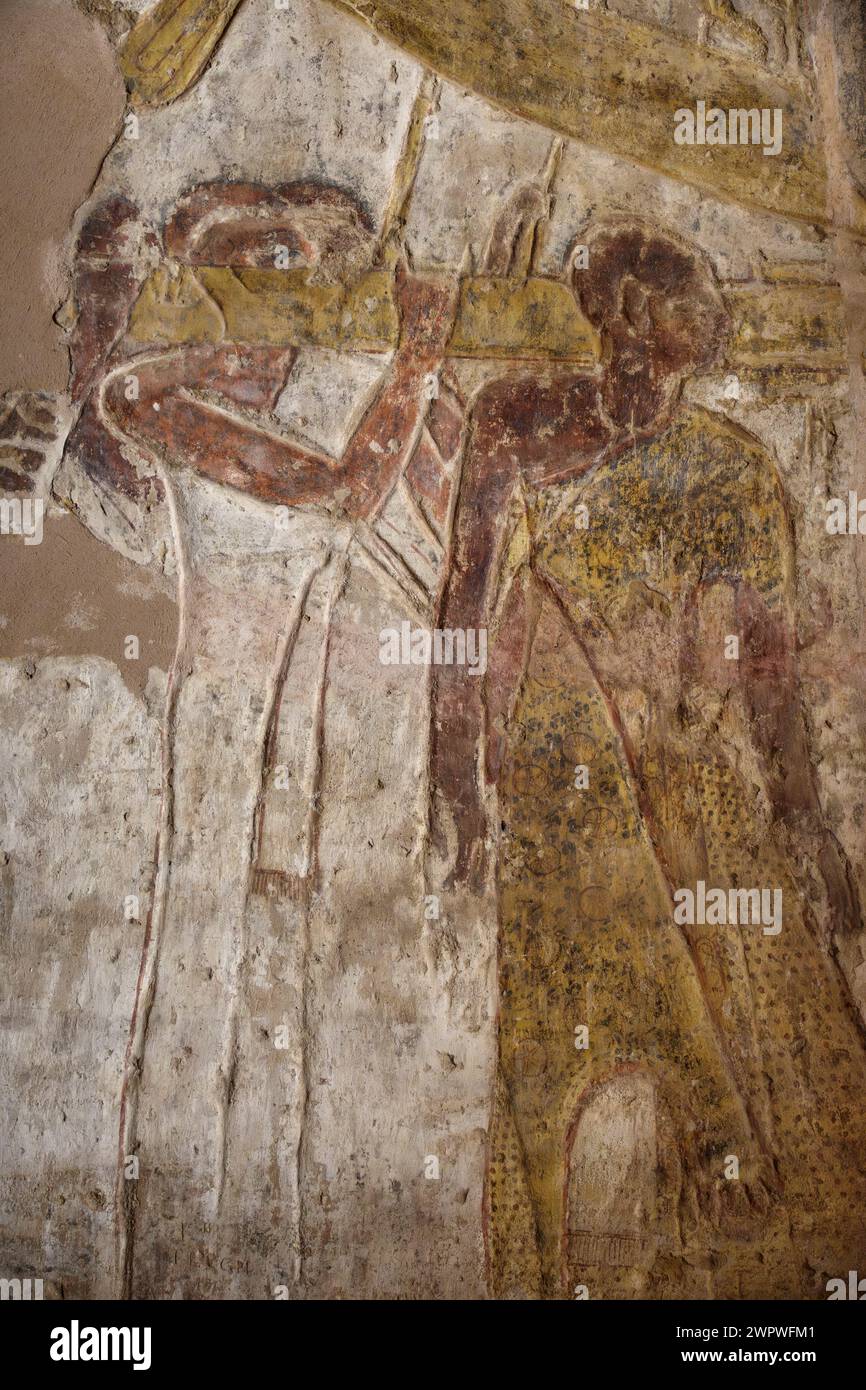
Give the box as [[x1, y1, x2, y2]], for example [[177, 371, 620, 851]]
[[101, 264, 457, 521]]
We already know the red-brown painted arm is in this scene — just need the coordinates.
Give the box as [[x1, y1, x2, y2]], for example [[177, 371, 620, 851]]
[[735, 583, 862, 936], [102, 268, 457, 520], [430, 405, 522, 889]]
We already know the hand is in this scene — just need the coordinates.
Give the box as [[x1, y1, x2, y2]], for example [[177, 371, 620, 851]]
[[393, 259, 460, 357], [451, 794, 491, 894], [688, 1145, 778, 1243], [428, 779, 491, 897]]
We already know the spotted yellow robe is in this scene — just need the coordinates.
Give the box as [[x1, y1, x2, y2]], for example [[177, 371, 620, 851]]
[[486, 407, 866, 1300]]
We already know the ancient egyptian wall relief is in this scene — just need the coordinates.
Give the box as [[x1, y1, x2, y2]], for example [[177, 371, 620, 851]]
[[1, 0, 866, 1304]]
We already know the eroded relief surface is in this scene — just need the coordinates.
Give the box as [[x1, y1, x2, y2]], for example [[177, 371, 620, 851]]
[[1, 0, 866, 1302]]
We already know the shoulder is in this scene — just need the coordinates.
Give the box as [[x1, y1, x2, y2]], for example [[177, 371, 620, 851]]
[[474, 370, 598, 420], [601, 407, 782, 506], [595, 406, 789, 595], [472, 371, 606, 453]]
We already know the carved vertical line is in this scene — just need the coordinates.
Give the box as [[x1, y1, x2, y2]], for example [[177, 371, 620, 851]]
[[295, 543, 351, 1289], [114, 456, 191, 1300], [214, 550, 330, 1219]]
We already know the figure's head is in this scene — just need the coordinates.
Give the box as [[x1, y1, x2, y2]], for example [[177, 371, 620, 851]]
[[69, 178, 378, 404], [573, 221, 730, 431], [164, 179, 376, 282], [65, 178, 379, 505]]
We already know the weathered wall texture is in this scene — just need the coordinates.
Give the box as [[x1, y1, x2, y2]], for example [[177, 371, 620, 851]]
[[1, 0, 866, 1300]]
